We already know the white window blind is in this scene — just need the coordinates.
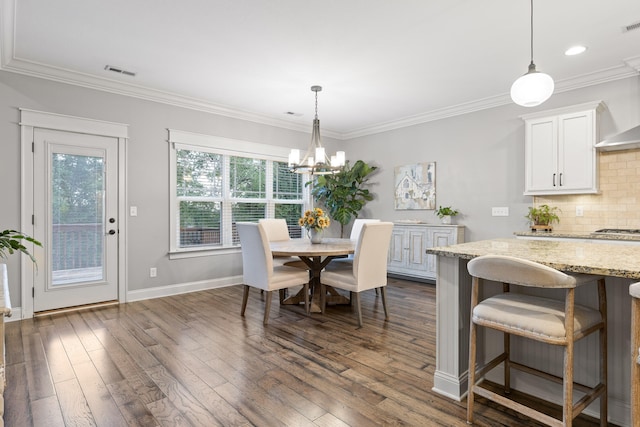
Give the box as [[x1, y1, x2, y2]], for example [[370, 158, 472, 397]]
[[169, 129, 307, 254]]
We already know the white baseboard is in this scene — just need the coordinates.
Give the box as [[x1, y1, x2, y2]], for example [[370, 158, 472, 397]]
[[6, 307, 22, 322], [11, 275, 244, 320], [126, 275, 243, 302]]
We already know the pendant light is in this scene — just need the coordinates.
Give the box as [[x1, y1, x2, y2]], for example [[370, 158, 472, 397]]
[[288, 86, 345, 175], [510, 0, 554, 107]]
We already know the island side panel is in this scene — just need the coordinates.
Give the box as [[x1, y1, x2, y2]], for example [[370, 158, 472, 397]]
[[433, 255, 472, 400]]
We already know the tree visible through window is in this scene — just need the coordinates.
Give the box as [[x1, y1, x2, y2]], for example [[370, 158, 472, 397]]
[[173, 146, 304, 249]]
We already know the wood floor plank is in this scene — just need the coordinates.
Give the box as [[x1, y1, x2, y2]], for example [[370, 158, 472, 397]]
[[5, 279, 613, 427], [55, 378, 97, 426], [31, 395, 66, 427]]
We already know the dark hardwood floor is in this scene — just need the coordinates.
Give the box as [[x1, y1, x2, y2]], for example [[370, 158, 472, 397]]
[[5, 278, 611, 426]]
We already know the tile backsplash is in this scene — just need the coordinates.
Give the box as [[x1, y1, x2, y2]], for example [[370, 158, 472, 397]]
[[534, 148, 640, 232]]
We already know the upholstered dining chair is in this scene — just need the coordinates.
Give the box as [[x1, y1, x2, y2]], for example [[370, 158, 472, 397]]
[[236, 222, 310, 324], [258, 218, 306, 268], [630, 282, 640, 427], [466, 255, 607, 427], [320, 221, 394, 327], [331, 218, 381, 267]]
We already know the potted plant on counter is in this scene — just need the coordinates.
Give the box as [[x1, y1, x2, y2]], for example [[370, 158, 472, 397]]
[[435, 206, 459, 224], [525, 204, 560, 232]]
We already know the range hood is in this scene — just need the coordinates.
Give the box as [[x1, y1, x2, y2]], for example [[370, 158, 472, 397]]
[[595, 125, 640, 151]]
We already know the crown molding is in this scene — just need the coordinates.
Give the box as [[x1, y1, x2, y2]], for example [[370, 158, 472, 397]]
[[1, 0, 638, 141]]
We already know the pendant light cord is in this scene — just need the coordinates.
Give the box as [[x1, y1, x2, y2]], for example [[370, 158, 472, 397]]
[[529, 0, 534, 65]]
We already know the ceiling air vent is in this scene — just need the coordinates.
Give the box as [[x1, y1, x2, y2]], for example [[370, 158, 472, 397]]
[[104, 65, 136, 77], [623, 20, 640, 32]]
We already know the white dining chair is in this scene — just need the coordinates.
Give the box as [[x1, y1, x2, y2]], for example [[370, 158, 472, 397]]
[[332, 218, 380, 266], [320, 221, 394, 327], [258, 218, 307, 269], [466, 255, 607, 427], [236, 222, 310, 324]]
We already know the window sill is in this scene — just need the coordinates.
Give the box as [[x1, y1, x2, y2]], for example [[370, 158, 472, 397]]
[[169, 246, 241, 260]]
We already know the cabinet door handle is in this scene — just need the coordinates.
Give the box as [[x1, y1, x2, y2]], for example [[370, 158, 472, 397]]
[[552, 173, 556, 187], [559, 173, 563, 186]]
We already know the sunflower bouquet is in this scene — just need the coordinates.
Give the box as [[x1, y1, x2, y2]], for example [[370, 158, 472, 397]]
[[298, 208, 330, 231]]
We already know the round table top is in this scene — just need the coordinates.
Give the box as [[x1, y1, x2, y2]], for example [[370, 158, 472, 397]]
[[270, 238, 355, 257]]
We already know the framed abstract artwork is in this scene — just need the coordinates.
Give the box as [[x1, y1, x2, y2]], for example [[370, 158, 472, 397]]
[[394, 162, 436, 210]]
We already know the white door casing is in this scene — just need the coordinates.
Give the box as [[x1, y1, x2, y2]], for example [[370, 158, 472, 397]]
[[20, 109, 128, 318]]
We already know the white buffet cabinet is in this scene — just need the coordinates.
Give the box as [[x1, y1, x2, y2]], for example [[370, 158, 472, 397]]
[[388, 223, 464, 281]]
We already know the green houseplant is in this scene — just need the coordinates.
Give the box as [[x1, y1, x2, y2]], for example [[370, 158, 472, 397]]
[[435, 206, 459, 224], [525, 204, 560, 230], [0, 229, 42, 265], [310, 160, 378, 237]]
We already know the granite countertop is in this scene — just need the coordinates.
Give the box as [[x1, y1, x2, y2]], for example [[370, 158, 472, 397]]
[[426, 238, 640, 279], [514, 230, 640, 242]]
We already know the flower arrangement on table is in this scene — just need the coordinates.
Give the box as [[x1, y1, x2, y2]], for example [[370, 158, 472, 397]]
[[299, 208, 330, 243], [299, 208, 330, 231]]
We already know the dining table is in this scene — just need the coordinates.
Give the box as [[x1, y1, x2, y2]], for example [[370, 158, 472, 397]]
[[270, 237, 355, 313]]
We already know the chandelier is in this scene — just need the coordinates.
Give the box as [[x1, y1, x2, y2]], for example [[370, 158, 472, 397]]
[[288, 86, 345, 175]]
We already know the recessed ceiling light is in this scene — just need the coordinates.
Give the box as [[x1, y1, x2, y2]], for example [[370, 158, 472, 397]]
[[564, 45, 587, 56]]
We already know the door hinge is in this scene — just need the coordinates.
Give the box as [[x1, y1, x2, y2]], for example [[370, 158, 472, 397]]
[[32, 142, 35, 152], [32, 214, 35, 225], [32, 287, 34, 298]]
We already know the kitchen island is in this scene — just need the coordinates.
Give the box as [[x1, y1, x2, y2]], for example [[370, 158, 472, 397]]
[[427, 238, 640, 426]]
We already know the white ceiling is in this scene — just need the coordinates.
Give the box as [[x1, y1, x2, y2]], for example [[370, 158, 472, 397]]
[[2, 0, 640, 139]]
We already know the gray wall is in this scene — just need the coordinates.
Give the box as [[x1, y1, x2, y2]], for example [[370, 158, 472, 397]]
[[1, 70, 638, 309], [344, 76, 640, 242]]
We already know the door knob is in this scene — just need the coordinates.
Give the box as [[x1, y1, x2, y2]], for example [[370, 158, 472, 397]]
[[109, 218, 116, 223], [108, 229, 116, 235]]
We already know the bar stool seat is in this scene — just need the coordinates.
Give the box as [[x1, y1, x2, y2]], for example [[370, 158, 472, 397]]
[[467, 255, 607, 427]]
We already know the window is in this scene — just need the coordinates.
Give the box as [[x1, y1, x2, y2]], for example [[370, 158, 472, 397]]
[[169, 130, 306, 256]]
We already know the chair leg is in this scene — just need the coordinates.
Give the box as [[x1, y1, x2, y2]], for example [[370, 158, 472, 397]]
[[380, 287, 389, 320], [241, 285, 250, 316], [467, 320, 478, 424], [467, 277, 480, 425], [263, 291, 273, 325], [598, 278, 607, 426], [320, 283, 327, 314], [303, 282, 310, 315], [353, 292, 363, 327], [504, 332, 511, 394]]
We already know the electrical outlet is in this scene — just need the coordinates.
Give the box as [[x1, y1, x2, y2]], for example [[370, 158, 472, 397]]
[[149, 267, 157, 278], [576, 206, 584, 217], [491, 207, 509, 217]]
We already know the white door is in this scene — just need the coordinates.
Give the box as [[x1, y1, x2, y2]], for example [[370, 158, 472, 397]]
[[33, 128, 119, 312]]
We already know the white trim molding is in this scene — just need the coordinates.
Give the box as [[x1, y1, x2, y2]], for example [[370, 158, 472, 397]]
[[19, 109, 129, 317]]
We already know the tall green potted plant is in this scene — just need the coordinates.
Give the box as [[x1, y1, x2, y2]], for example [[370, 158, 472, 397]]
[[310, 160, 378, 237]]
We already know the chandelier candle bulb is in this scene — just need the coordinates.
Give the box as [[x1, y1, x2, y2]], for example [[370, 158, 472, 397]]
[[337, 151, 345, 166], [289, 149, 300, 166], [315, 147, 325, 164]]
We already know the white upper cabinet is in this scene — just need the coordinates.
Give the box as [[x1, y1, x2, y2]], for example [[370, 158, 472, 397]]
[[522, 101, 603, 195]]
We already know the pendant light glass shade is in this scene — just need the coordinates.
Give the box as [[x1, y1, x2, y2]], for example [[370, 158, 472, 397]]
[[511, 0, 554, 107], [288, 86, 345, 175], [510, 63, 554, 107]]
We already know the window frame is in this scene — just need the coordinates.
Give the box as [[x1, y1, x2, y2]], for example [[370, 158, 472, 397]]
[[168, 129, 308, 259]]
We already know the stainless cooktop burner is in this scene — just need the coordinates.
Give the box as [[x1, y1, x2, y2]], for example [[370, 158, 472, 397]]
[[593, 228, 640, 235]]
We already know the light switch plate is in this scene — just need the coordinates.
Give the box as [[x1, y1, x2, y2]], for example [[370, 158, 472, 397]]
[[130, 206, 138, 216], [492, 207, 509, 216]]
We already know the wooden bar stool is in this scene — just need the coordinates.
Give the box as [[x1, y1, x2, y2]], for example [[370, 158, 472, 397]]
[[630, 282, 640, 426], [467, 255, 607, 427]]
